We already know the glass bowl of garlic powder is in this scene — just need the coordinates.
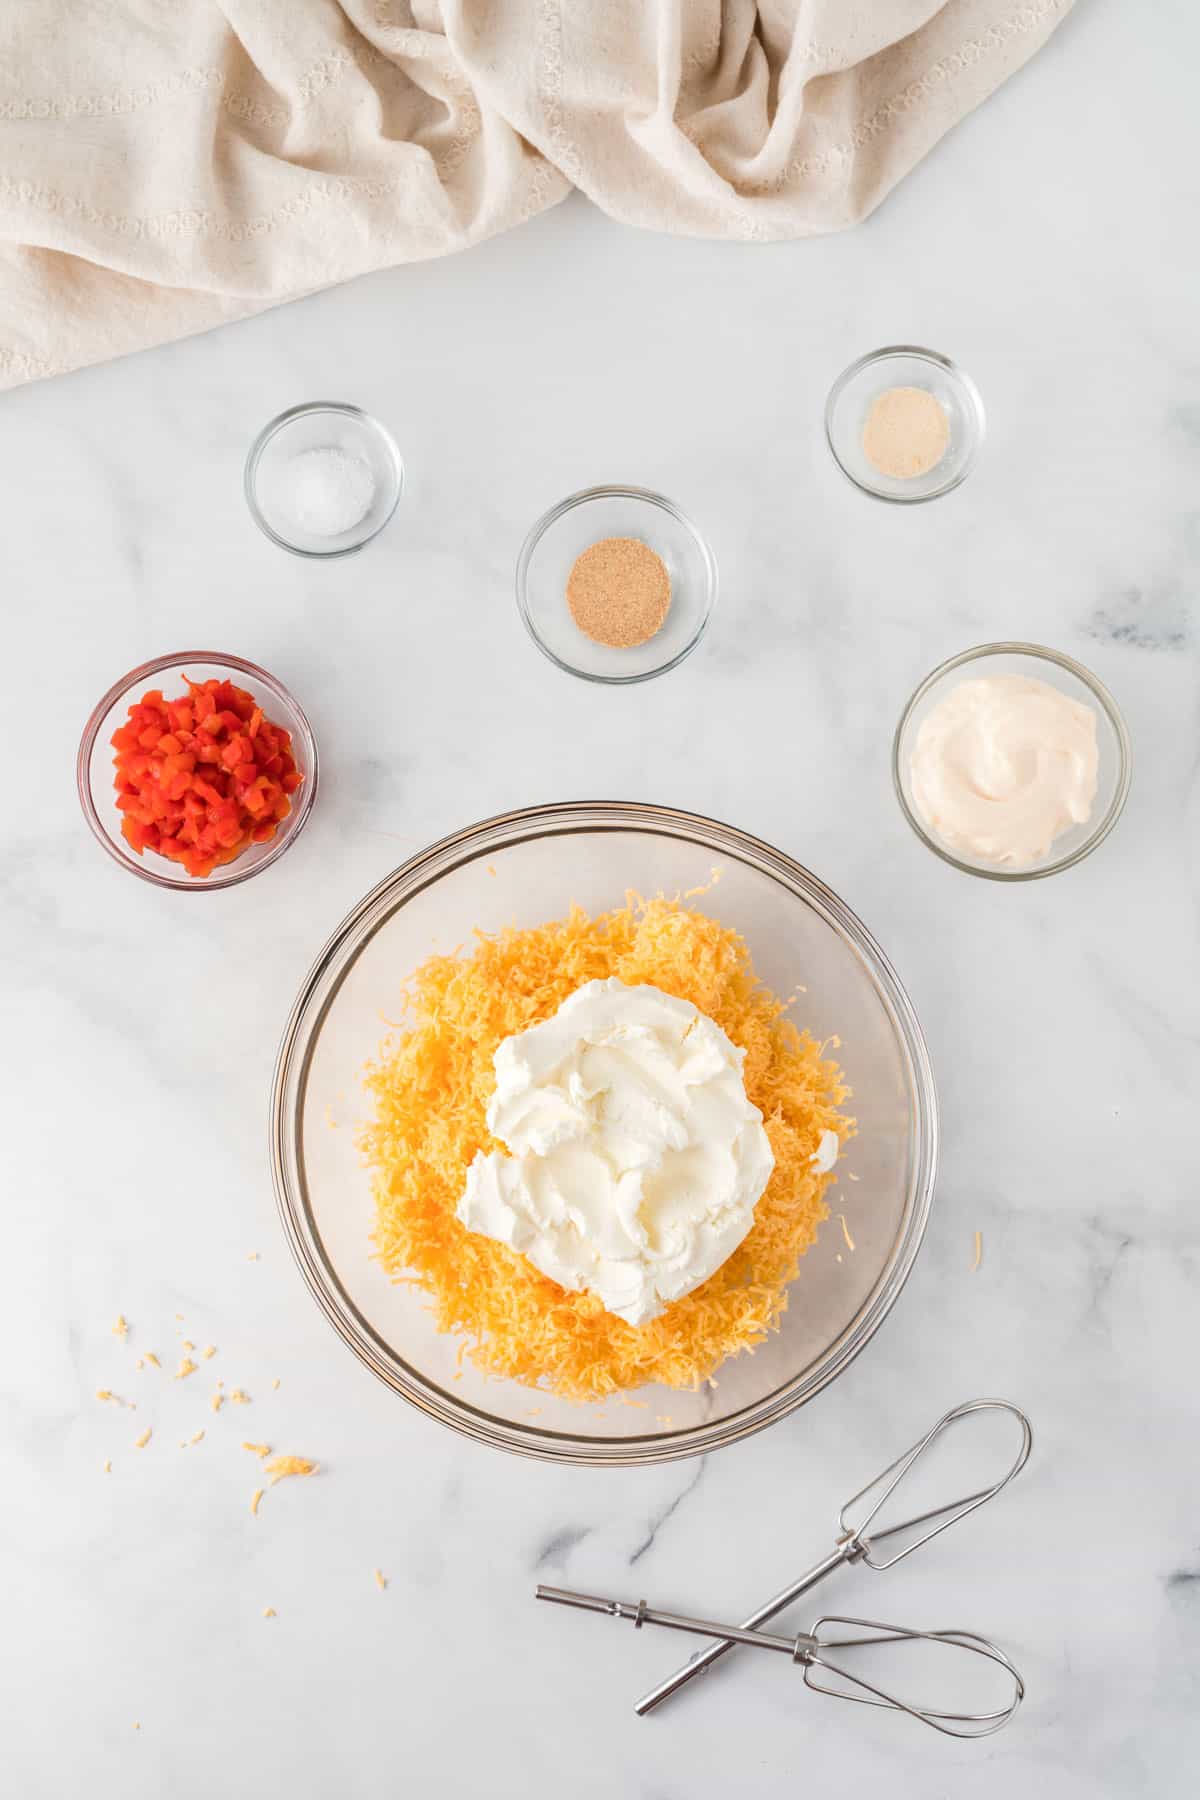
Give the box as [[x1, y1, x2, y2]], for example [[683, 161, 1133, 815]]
[[516, 485, 718, 683], [825, 346, 985, 503]]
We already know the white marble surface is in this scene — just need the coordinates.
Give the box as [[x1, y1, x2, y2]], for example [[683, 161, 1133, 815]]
[[4, 3, 1198, 1794]]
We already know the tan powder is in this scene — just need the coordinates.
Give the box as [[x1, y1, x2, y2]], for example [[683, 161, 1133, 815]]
[[862, 386, 950, 480], [566, 537, 671, 649]]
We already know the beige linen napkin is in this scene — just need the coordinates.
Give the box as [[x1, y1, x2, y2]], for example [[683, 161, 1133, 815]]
[[0, 0, 1072, 390]]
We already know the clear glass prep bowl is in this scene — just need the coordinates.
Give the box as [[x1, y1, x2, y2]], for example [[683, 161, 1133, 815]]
[[516, 486, 717, 683], [77, 650, 318, 891], [270, 803, 938, 1466], [245, 402, 404, 558], [893, 643, 1132, 880], [825, 346, 985, 504]]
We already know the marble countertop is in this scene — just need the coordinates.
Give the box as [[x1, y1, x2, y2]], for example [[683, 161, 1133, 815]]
[[4, 3, 1197, 1795]]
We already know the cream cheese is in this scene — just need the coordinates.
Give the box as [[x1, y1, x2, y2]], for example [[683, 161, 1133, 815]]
[[456, 978, 775, 1326], [910, 674, 1099, 868]]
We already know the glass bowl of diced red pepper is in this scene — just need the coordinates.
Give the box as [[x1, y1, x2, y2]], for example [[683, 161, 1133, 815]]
[[77, 652, 318, 889]]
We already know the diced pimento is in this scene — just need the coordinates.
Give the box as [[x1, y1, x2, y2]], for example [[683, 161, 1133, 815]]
[[111, 676, 302, 878]]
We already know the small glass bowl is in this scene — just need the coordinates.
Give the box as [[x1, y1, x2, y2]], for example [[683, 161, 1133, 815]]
[[516, 485, 717, 683], [893, 643, 1131, 881], [245, 402, 404, 557], [77, 650, 319, 891], [825, 347, 985, 503]]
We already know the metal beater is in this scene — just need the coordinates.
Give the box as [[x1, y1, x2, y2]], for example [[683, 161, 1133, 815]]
[[537, 1589, 1025, 1737], [536, 1398, 1032, 1736]]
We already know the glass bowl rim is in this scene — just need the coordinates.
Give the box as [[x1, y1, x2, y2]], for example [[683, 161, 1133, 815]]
[[824, 344, 986, 505], [514, 484, 718, 685], [76, 648, 319, 892], [891, 640, 1133, 882], [269, 799, 939, 1466], [244, 401, 405, 559]]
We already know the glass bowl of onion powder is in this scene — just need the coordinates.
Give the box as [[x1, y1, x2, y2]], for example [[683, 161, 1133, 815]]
[[245, 402, 404, 556], [825, 347, 985, 504]]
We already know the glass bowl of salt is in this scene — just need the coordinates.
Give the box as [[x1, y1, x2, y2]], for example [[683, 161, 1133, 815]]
[[245, 402, 404, 557]]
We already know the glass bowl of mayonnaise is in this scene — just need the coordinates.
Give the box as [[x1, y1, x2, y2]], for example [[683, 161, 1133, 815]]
[[893, 643, 1131, 880]]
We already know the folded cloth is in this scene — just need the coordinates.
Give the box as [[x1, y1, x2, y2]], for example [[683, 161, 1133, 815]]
[[0, 0, 1072, 390]]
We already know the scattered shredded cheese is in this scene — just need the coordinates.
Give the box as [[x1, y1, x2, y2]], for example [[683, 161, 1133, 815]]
[[971, 1231, 983, 1272], [271, 1378, 280, 1390], [143, 1352, 160, 1369], [242, 1442, 271, 1458], [181, 1339, 194, 1353], [374, 1569, 387, 1591], [103, 1459, 112, 1474], [175, 1357, 197, 1381], [229, 1388, 250, 1406], [210, 1389, 225, 1413], [112, 1315, 129, 1339], [838, 1214, 856, 1252], [189, 1430, 205, 1446], [848, 1172, 860, 1182], [361, 893, 853, 1399], [262, 1606, 276, 1618], [264, 1455, 318, 1487], [247, 1252, 259, 1262], [250, 1488, 264, 1516], [135, 1428, 152, 1449], [201, 1345, 217, 1361]]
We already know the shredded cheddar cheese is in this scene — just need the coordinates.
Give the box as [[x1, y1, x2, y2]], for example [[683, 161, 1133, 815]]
[[201, 1345, 217, 1361], [271, 1378, 280, 1390], [264, 1455, 318, 1486], [112, 1315, 129, 1339], [144, 1352, 160, 1369], [838, 1214, 856, 1252], [175, 1357, 197, 1381], [211, 1389, 225, 1413], [135, 1428, 152, 1449], [262, 1606, 275, 1618], [229, 1388, 250, 1406], [374, 1569, 387, 1591], [250, 1488, 264, 1516], [103, 1459, 112, 1474], [972, 1230, 983, 1272], [362, 893, 853, 1400], [242, 1442, 271, 1458]]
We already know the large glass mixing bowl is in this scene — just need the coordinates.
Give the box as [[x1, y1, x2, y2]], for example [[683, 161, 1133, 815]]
[[270, 803, 937, 1466]]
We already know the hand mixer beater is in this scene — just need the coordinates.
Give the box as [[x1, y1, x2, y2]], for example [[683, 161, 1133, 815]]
[[536, 1397, 1032, 1738]]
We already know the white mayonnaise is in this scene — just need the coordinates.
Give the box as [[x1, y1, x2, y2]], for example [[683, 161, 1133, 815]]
[[909, 675, 1099, 868], [456, 979, 775, 1326]]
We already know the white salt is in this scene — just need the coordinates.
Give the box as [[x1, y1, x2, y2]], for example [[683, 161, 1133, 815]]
[[283, 446, 376, 537]]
